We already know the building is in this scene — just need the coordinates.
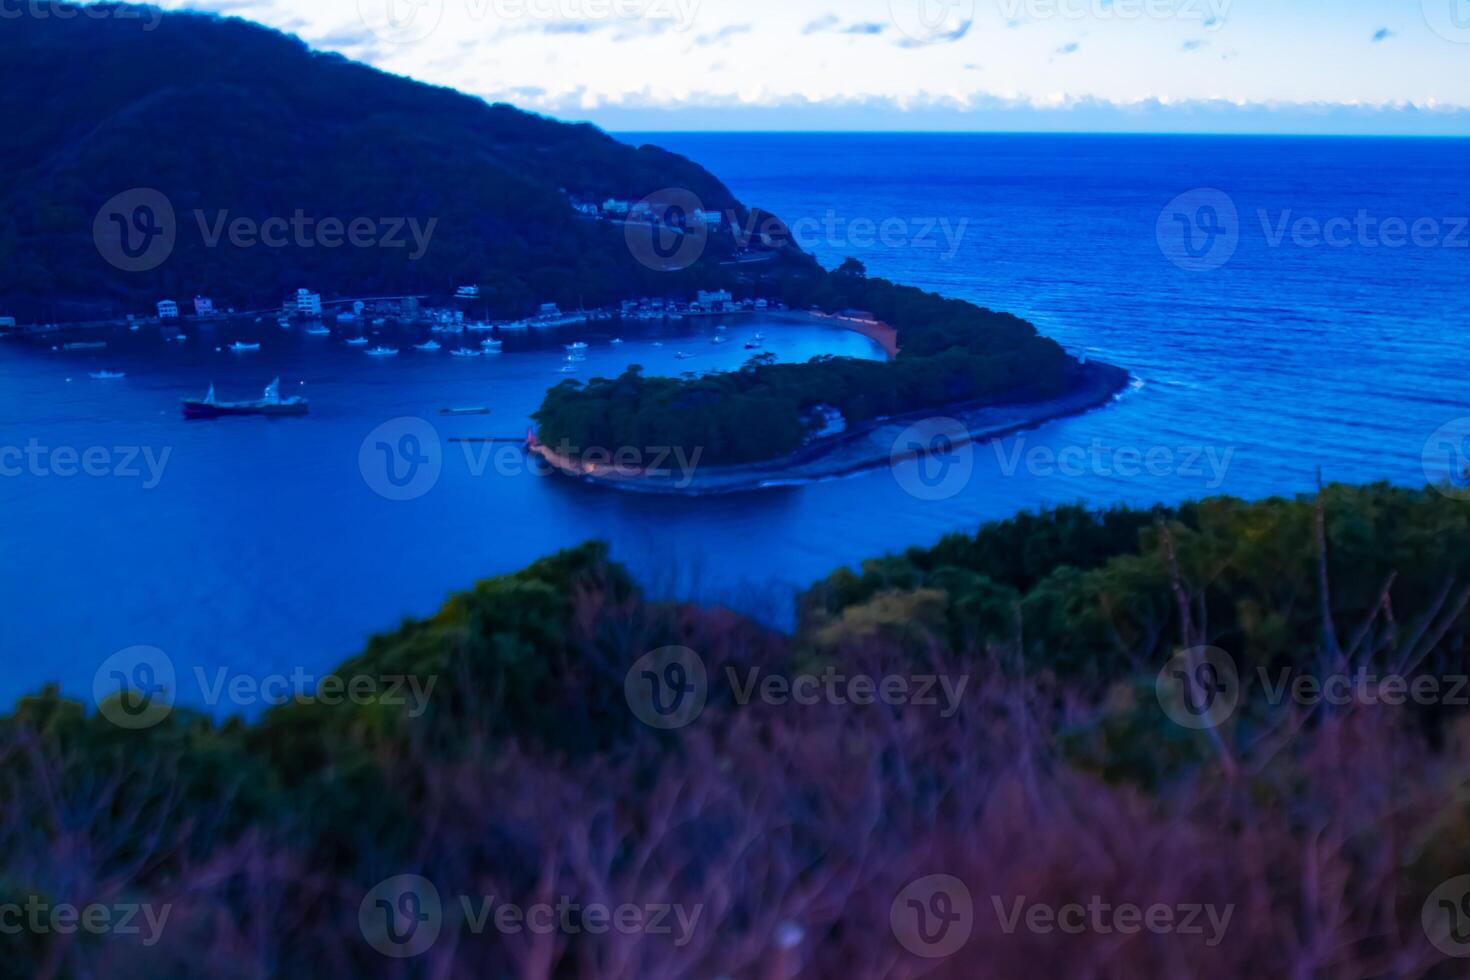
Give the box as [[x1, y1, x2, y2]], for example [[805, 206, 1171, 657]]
[[697, 289, 733, 310], [698, 209, 724, 228], [193, 296, 214, 316], [157, 300, 179, 319], [0, 317, 16, 331], [601, 199, 631, 216], [538, 303, 561, 318], [294, 289, 322, 317], [455, 285, 480, 299], [572, 201, 601, 217]]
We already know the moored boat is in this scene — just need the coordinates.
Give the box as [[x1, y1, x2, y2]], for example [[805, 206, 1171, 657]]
[[366, 346, 399, 357], [440, 407, 490, 416], [182, 379, 307, 419], [414, 340, 442, 351], [229, 341, 261, 352], [90, 370, 125, 380], [345, 336, 369, 346], [450, 348, 481, 358]]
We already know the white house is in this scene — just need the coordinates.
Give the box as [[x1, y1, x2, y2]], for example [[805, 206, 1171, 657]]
[[157, 300, 179, 319], [697, 290, 733, 309], [698, 209, 724, 228], [602, 199, 631, 216], [193, 296, 214, 316], [294, 289, 322, 317], [456, 285, 480, 299]]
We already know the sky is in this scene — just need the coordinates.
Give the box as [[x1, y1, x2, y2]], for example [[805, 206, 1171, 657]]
[[160, 0, 1470, 133]]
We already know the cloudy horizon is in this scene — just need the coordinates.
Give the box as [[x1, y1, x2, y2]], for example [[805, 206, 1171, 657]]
[[156, 0, 1470, 133]]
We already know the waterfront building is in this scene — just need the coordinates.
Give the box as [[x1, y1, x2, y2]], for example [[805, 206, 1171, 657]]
[[157, 300, 179, 319], [193, 296, 214, 316]]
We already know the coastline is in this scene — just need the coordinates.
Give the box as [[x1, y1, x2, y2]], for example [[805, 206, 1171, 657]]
[[530, 359, 1131, 496]]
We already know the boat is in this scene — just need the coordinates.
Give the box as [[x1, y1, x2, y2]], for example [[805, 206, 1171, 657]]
[[559, 364, 577, 373], [610, 338, 624, 345], [754, 332, 766, 340], [181, 379, 308, 419], [565, 342, 589, 352], [712, 336, 728, 344], [90, 370, 126, 380], [63, 341, 107, 351], [440, 407, 490, 416], [480, 339, 503, 351], [128, 324, 140, 332], [345, 336, 369, 346], [372, 318, 387, 327], [745, 340, 763, 349], [277, 317, 291, 328], [304, 323, 331, 336], [229, 341, 261, 352], [450, 348, 481, 358], [414, 340, 442, 351], [675, 351, 692, 360], [653, 341, 664, 348], [366, 346, 399, 357]]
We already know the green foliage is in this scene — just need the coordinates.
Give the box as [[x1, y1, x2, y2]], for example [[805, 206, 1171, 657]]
[[0, 5, 777, 321], [535, 268, 1080, 465]]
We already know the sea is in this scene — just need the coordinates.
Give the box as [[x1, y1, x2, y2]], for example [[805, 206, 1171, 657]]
[[2, 134, 1468, 711]]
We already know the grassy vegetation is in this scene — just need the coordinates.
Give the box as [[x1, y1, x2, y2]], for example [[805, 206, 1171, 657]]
[[6, 484, 1470, 975]]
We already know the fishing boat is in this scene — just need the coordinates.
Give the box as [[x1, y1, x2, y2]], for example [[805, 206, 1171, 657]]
[[345, 336, 369, 346], [181, 379, 308, 419], [366, 346, 399, 357], [480, 339, 503, 351], [90, 370, 125, 380], [440, 407, 490, 417], [450, 348, 481, 358], [414, 340, 442, 351], [229, 341, 261, 352]]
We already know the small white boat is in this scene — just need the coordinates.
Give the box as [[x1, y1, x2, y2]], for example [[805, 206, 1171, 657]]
[[129, 324, 140, 332], [372, 318, 387, 327], [230, 341, 261, 352], [480, 339, 503, 351], [345, 336, 369, 346], [754, 332, 766, 340], [450, 348, 481, 358], [653, 341, 664, 348], [559, 363, 578, 373], [675, 351, 692, 360], [565, 342, 589, 352], [277, 318, 291, 328], [90, 370, 125, 380], [415, 340, 442, 351], [712, 336, 728, 345], [610, 338, 624, 345], [366, 346, 399, 357], [304, 324, 331, 336]]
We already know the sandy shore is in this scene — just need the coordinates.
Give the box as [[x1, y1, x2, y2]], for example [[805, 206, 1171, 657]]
[[530, 360, 1131, 496]]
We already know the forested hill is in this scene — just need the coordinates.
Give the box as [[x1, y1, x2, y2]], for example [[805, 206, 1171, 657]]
[[0, 4, 795, 321]]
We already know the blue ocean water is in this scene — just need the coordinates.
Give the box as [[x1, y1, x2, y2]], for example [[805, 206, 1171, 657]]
[[2, 134, 1468, 709]]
